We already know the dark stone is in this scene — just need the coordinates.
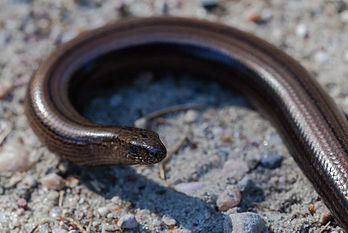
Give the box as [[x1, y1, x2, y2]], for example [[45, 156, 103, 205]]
[[260, 153, 283, 169]]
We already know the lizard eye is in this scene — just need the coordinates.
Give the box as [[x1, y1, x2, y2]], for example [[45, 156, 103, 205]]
[[129, 145, 139, 156], [149, 150, 156, 157]]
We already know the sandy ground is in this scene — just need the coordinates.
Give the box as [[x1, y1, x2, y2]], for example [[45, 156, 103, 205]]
[[0, 0, 347, 232]]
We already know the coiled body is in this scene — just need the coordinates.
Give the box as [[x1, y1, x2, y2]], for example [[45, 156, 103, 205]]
[[25, 17, 348, 230]]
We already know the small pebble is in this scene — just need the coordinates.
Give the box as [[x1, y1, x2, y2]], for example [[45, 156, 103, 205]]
[[107, 211, 120, 219], [0, 80, 12, 99], [161, 215, 177, 226], [102, 223, 118, 231], [134, 117, 147, 129], [308, 204, 315, 215], [314, 51, 330, 64], [17, 198, 28, 210], [0, 140, 33, 172], [58, 162, 69, 173], [333, 0, 347, 12], [216, 186, 241, 211], [174, 182, 205, 195], [97, 206, 111, 217], [340, 10, 348, 22], [245, 10, 262, 23], [52, 229, 68, 233], [184, 110, 199, 123], [49, 207, 62, 218], [319, 212, 333, 225], [111, 196, 123, 204], [222, 159, 249, 180], [37, 223, 49, 232], [212, 126, 223, 135], [22, 175, 37, 187], [343, 49, 348, 63], [259, 153, 283, 169], [46, 190, 59, 201], [296, 24, 308, 38], [261, 9, 273, 22], [66, 177, 79, 187], [224, 212, 265, 233], [237, 177, 265, 203], [200, 0, 218, 11], [117, 214, 138, 229], [41, 173, 66, 190], [245, 9, 272, 23]]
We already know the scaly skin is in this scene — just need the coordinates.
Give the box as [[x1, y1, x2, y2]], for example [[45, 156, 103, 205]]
[[25, 17, 348, 231]]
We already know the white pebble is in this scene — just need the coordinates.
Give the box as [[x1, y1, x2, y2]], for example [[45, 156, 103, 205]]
[[37, 223, 49, 232], [212, 126, 223, 135], [46, 190, 59, 201], [296, 24, 308, 38], [161, 215, 177, 226], [41, 173, 66, 190], [0, 139, 33, 172], [23, 175, 37, 187], [111, 196, 122, 204], [61, 31, 77, 43], [134, 117, 147, 129], [102, 223, 118, 231], [52, 229, 68, 233], [117, 214, 138, 229], [174, 182, 205, 195], [184, 110, 199, 123], [97, 206, 110, 217], [340, 10, 348, 22], [314, 51, 329, 64], [261, 9, 273, 21], [50, 207, 62, 218]]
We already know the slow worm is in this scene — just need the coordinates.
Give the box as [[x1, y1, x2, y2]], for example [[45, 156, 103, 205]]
[[25, 17, 348, 230]]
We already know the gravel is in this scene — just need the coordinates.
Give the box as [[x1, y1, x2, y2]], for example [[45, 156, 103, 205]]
[[224, 212, 266, 233], [0, 0, 346, 232], [259, 152, 283, 169]]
